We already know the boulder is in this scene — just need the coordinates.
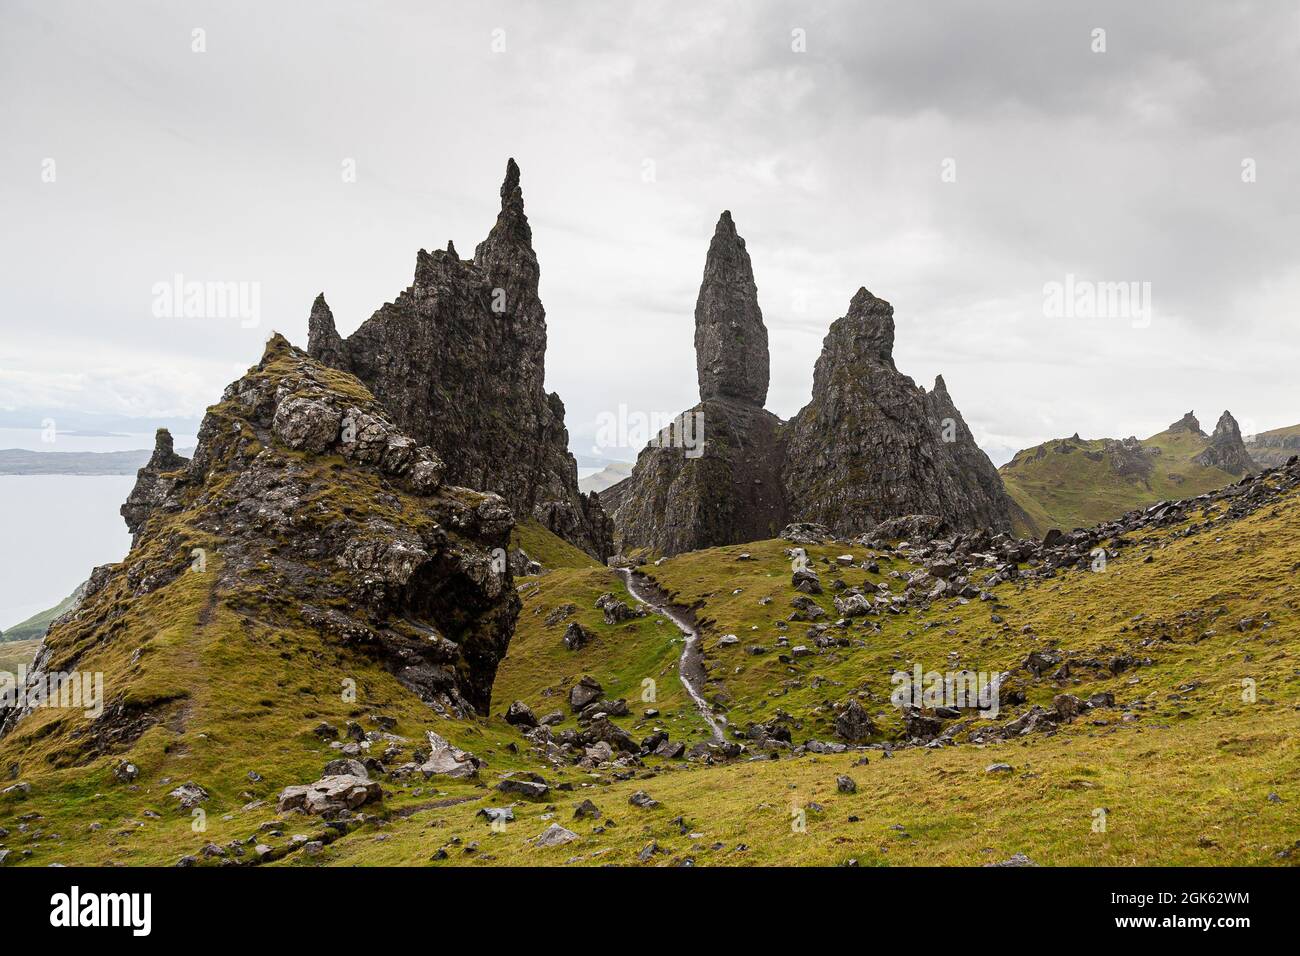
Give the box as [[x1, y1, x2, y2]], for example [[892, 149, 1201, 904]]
[[277, 774, 382, 815]]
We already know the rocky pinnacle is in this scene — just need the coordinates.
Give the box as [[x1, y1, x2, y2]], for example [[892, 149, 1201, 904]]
[[306, 294, 347, 370], [844, 287, 896, 367], [304, 160, 612, 561], [1194, 410, 1257, 475], [694, 211, 770, 406]]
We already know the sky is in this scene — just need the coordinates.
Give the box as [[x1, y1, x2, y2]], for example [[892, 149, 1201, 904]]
[[2, 0, 1298, 467]]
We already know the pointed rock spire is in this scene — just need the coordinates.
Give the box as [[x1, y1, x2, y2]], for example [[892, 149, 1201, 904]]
[[305, 293, 345, 364], [473, 158, 544, 345], [148, 428, 185, 470], [306, 294, 346, 369], [1194, 410, 1256, 475], [694, 211, 770, 405], [121, 428, 190, 542]]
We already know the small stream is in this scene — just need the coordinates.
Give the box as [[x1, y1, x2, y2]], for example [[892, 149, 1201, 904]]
[[617, 568, 726, 742]]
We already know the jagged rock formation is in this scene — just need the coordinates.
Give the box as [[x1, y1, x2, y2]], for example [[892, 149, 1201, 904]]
[[3, 336, 521, 742], [784, 288, 1012, 536], [923, 376, 1014, 527], [1193, 411, 1257, 475], [307, 159, 612, 562], [120, 429, 189, 545], [606, 217, 1011, 554], [1168, 411, 1202, 434], [1099, 437, 1156, 479]]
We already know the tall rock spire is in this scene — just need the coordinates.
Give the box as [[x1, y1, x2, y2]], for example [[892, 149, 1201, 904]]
[[474, 158, 543, 341], [694, 211, 769, 406]]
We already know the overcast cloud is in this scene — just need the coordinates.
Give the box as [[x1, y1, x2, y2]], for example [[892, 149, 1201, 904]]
[[2, 0, 1298, 465]]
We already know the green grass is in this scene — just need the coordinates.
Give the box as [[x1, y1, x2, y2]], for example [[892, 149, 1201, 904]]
[[1000, 426, 1239, 537], [510, 519, 602, 571], [494, 562, 710, 742], [4, 450, 1297, 867]]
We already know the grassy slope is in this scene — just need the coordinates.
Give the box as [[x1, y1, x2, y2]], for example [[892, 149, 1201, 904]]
[[510, 519, 601, 572], [1000, 428, 1237, 537], [319, 478, 1300, 866], [4, 488, 1297, 867], [0, 639, 40, 674], [493, 565, 711, 742]]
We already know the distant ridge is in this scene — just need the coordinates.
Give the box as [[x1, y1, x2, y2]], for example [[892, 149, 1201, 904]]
[[0, 447, 195, 476]]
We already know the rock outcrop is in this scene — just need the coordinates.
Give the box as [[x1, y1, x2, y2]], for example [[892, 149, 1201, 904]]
[[4, 336, 521, 743], [607, 217, 1012, 554], [1245, 426, 1300, 469], [307, 159, 612, 562], [120, 429, 190, 545], [1193, 411, 1257, 476], [784, 287, 1011, 536]]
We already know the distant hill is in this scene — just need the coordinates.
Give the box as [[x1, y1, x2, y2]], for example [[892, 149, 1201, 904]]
[[577, 461, 633, 495], [0, 447, 193, 476], [1246, 422, 1300, 469], [999, 410, 1255, 537], [0, 638, 40, 674], [0, 589, 80, 643]]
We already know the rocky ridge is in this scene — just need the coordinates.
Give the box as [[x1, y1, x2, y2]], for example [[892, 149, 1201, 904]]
[[307, 159, 612, 563], [2, 335, 521, 745]]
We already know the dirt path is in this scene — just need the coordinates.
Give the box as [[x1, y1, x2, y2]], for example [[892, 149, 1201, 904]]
[[617, 569, 725, 742]]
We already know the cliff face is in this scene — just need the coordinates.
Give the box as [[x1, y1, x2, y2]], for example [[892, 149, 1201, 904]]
[[607, 216, 1012, 555], [602, 399, 787, 555], [4, 336, 522, 740], [783, 288, 1011, 535], [307, 160, 612, 562]]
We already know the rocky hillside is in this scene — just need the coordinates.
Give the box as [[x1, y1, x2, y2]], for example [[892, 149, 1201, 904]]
[[1000, 410, 1257, 537], [1247, 422, 1300, 469], [605, 214, 1012, 556], [1, 334, 521, 753], [2, 430, 1296, 865], [308, 160, 612, 563]]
